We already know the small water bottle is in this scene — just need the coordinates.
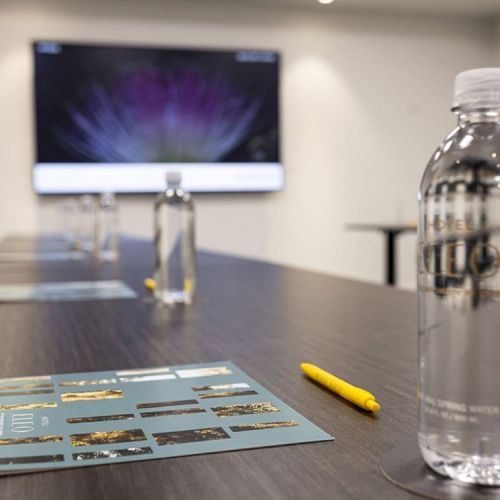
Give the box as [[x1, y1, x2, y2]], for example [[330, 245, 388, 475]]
[[418, 68, 500, 485], [154, 172, 196, 304], [79, 195, 97, 252], [96, 193, 118, 261], [58, 198, 79, 247]]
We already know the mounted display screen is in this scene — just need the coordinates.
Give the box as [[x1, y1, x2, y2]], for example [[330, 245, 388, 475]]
[[33, 41, 282, 193]]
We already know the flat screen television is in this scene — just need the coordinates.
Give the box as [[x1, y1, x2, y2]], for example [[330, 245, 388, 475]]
[[33, 41, 282, 194]]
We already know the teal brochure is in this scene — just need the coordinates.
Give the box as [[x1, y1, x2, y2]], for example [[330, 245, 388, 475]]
[[0, 280, 137, 303], [0, 361, 333, 474], [0, 251, 85, 262]]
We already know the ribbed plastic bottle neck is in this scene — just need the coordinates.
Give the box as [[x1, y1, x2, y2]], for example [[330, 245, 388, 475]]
[[457, 108, 500, 127]]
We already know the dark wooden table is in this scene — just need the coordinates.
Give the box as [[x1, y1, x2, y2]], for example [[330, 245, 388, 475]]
[[0, 235, 418, 499], [346, 223, 417, 286]]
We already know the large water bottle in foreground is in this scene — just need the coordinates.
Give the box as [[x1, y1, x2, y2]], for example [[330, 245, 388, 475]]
[[154, 172, 196, 305], [418, 68, 500, 485]]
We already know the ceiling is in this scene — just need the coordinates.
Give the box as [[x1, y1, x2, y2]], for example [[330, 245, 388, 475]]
[[256, 0, 500, 19], [18, 0, 500, 21]]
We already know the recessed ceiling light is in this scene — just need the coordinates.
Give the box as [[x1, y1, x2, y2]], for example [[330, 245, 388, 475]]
[[318, 0, 334, 4]]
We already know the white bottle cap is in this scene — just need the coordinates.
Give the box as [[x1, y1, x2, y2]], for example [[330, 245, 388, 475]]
[[100, 192, 115, 207], [166, 171, 182, 187], [453, 68, 500, 110]]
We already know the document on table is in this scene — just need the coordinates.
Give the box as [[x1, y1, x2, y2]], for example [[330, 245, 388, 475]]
[[0, 361, 333, 474], [0, 252, 86, 262], [0, 281, 137, 302]]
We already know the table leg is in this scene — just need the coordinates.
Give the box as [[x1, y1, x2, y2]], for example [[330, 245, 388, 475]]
[[386, 231, 398, 286]]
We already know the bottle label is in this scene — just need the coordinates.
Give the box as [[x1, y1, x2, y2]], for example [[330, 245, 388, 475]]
[[418, 218, 500, 297], [419, 392, 500, 425]]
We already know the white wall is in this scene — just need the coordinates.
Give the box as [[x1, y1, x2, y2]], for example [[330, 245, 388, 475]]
[[0, 0, 495, 288], [496, 21, 500, 61]]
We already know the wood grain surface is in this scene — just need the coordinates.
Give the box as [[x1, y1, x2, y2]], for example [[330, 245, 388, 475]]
[[0, 236, 418, 499]]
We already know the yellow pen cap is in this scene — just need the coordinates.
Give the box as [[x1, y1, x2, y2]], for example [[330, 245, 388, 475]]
[[144, 278, 156, 291]]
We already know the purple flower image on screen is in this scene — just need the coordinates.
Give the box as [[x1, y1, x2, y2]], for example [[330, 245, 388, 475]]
[[54, 66, 261, 163]]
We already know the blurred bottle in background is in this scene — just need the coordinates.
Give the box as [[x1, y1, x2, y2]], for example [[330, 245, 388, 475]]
[[58, 198, 80, 248], [79, 194, 96, 253], [96, 193, 119, 261], [154, 172, 196, 305]]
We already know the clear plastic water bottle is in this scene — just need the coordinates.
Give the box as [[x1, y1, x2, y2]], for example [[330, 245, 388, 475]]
[[418, 68, 500, 485], [96, 193, 118, 261], [154, 172, 196, 304], [58, 198, 79, 247], [79, 194, 96, 252]]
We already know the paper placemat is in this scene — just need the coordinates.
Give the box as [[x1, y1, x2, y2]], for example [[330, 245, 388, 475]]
[[0, 252, 85, 263], [0, 361, 332, 474], [0, 280, 137, 303]]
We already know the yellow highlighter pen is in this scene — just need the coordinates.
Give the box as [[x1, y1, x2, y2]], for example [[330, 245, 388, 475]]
[[300, 363, 381, 413], [145, 278, 192, 294], [144, 278, 156, 291]]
